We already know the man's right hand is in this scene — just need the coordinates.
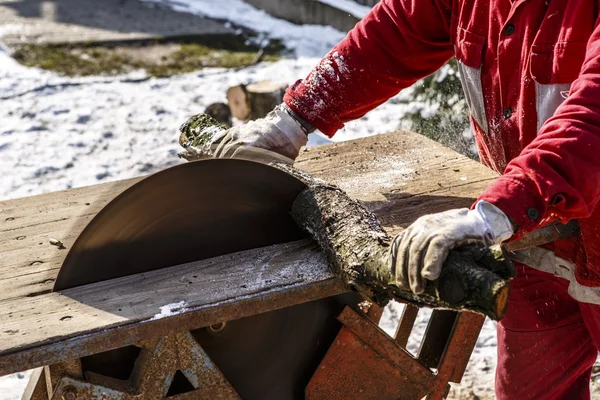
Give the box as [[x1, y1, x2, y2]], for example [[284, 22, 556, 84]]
[[179, 104, 310, 165], [388, 201, 515, 294]]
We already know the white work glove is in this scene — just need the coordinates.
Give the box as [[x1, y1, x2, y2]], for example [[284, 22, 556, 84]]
[[181, 104, 310, 165], [389, 200, 514, 294]]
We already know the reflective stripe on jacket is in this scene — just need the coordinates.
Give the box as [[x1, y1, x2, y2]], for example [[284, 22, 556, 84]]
[[284, 0, 600, 286]]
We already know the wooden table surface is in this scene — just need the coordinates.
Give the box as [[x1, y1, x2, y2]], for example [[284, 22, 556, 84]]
[[0, 131, 497, 375]]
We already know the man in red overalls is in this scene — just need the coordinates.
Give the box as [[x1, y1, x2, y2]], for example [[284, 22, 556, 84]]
[[201, 1, 600, 398]]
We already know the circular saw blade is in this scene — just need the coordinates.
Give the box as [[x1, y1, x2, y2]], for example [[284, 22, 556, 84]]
[[55, 159, 359, 399], [55, 159, 307, 290]]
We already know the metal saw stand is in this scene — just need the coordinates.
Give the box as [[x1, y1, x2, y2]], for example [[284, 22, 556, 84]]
[[24, 304, 483, 400], [24, 332, 241, 400]]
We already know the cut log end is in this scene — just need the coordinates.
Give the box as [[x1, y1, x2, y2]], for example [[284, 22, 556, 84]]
[[246, 81, 287, 121], [433, 245, 514, 319], [495, 285, 510, 319]]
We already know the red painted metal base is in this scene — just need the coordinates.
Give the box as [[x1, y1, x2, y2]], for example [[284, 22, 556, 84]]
[[306, 306, 485, 400]]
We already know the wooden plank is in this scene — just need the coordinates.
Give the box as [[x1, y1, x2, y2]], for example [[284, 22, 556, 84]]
[[0, 131, 497, 304], [0, 239, 345, 375], [0, 180, 139, 285], [0, 179, 137, 233]]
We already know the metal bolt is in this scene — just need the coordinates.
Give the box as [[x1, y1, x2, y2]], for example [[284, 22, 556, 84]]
[[62, 386, 77, 400], [209, 321, 227, 333]]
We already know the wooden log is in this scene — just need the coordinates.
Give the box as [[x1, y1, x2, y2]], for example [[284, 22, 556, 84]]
[[226, 84, 250, 121], [226, 81, 287, 121], [277, 164, 516, 320], [245, 80, 287, 120], [204, 102, 232, 127], [177, 114, 228, 161]]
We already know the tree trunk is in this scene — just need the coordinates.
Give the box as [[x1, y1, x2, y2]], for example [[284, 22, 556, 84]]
[[276, 164, 516, 320], [246, 81, 287, 120], [226, 81, 287, 122]]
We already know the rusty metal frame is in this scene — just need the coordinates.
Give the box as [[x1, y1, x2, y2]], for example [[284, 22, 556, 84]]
[[23, 303, 485, 400], [23, 303, 484, 400], [395, 304, 419, 348], [25, 333, 240, 400], [306, 306, 485, 400]]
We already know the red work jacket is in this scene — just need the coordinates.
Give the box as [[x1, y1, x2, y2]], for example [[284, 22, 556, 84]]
[[284, 0, 600, 286]]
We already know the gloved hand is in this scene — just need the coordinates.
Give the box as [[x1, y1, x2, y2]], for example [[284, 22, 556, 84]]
[[389, 200, 514, 294], [179, 104, 311, 165]]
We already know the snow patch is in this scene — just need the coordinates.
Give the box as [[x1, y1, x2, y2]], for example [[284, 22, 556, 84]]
[[0, 371, 32, 400], [151, 301, 188, 320], [139, 0, 345, 57], [317, 0, 372, 19]]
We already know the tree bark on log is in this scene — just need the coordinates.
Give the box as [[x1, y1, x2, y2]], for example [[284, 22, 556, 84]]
[[275, 164, 516, 320]]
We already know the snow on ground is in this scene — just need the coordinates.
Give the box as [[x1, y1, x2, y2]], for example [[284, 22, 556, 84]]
[[0, 52, 415, 200], [140, 0, 346, 58], [317, 0, 371, 19], [0, 372, 29, 400], [0, 1, 533, 399]]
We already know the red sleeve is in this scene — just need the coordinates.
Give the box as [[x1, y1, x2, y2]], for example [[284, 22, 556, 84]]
[[283, 0, 454, 137], [479, 22, 600, 236]]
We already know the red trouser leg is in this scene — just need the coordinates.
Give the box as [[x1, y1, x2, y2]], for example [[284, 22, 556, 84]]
[[495, 264, 600, 400]]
